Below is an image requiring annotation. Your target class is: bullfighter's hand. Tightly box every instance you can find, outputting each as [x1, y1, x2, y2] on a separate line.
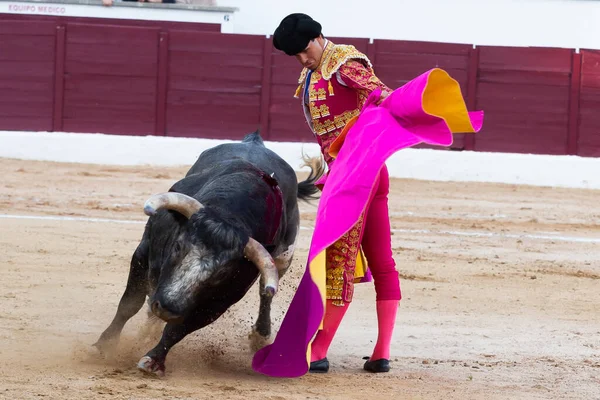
[376, 90, 391, 106]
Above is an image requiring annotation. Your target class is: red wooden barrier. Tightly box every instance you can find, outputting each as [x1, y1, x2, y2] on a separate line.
[474, 46, 573, 155]
[579, 49, 600, 157]
[0, 13, 598, 158]
[62, 23, 160, 135]
[0, 20, 56, 131]
[372, 39, 472, 150]
[166, 31, 264, 140]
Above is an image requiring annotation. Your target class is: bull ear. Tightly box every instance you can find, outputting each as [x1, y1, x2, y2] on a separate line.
[143, 192, 204, 219]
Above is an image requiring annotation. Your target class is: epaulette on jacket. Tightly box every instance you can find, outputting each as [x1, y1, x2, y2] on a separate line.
[294, 43, 373, 98]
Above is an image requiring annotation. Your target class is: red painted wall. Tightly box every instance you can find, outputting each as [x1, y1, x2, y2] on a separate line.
[474, 46, 574, 155]
[0, 20, 56, 131]
[579, 50, 600, 157]
[1, 14, 598, 157]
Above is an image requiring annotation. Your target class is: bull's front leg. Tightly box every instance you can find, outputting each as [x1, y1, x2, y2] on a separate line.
[249, 242, 296, 351]
[137, 322, 190, 377]
[137, 308, 226, 377]
[249, 288, 274, 352]
[93, 240, 149, 356]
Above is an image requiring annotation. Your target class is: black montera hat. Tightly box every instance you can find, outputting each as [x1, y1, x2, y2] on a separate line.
[273, 13, 322, 56]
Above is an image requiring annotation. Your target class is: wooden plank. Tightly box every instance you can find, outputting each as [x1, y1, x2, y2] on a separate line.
[271, 66, 304, 85]
[260, 37, 274, 139]
[167, 104, 260, 121]
[375, 39, 471, 55]
[64, 75, 156, 94]
[168, 78, 262, 94]
[169, 51, 264, 69]
[65, 23, 159, 78]
[375, 52, 469, 71]
[476, 82, 570, 112]
[167, 119, 261, 140]
[0, 35, 55, 61]
[377, 67, 468, 92]
[62, 91, 156, 114]
[271, 53, 304, 67]
[464, 46, 479, 151]
[0, 116, 53, 131]
[0, 100, 53, 117]
[0, 60, 55, 78]
[169, 31, 264, 55]
[577, 49, 600, 156]
[580, 49, 600, 89]
[167, 91, 260, 107]
[155, 31, 169, 137]
[0, 76, 54, 92]
[478, 69, 571, 86]
[66, 23, 161, 46]
[270, 83, 301, 99]
[478, 46, 573, 72]
[62, 118, 155, 136]
[62, 103, 156, 120]
[268, 117, 316, 143]
[0, 22, 55, 131]
[53, 25, 66, 132]
[567, 52, 582, 155]
[577, 118, 600, 157]
[66, 42, 158, 77]
[0, 20, 56, 35]
[269, 102, 302, 118]
[63, 74, 156, 123]
[0, 23, 55, 132]
[474, 58, 571, 155]
[168, 63, 263, 82]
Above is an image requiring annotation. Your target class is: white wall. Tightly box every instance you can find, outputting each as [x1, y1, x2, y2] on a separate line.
[2, 130, 600, 190]
[220, 0, 600, 50]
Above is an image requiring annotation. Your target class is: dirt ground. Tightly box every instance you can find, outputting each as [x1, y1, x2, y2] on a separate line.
[0, 157, 599, 400]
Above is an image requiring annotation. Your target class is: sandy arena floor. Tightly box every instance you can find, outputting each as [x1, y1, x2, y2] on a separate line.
[0, 157, 598, 400]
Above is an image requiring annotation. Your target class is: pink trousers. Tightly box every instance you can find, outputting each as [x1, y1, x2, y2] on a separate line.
[360, 165, 401, 301]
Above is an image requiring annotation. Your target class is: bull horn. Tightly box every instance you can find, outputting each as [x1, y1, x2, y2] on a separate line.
[143, 192, 204, 219]
[244, 238, 279, 297]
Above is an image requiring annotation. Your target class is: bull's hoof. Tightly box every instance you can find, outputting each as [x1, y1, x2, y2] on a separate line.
[137, 356, 166, 377]
[92, 337, 119, 359]
[248, 328, 272, 352]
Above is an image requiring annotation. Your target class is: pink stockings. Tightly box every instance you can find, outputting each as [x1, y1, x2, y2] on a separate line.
[310, 299, 350, 361]
[311, 165, 401, 363]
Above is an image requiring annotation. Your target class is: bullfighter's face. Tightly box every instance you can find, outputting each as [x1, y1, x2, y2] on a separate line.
[294, 36, 326, 71]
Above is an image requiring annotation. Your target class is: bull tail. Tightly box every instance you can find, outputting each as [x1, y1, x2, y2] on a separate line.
[297, 152, 326, 202]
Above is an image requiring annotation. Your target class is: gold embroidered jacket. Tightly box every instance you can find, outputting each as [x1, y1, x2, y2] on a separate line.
[295, 40, 391, 165]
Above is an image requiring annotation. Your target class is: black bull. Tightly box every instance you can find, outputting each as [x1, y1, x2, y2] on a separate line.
[93, 131, 325, 376]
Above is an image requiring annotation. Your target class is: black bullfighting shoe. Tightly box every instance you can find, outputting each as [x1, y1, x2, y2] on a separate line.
[309, 357, 329, 373]
[363, 356, 390, 373]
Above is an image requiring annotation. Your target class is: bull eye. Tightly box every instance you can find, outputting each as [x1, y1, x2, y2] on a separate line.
[174, 241, 182, 254]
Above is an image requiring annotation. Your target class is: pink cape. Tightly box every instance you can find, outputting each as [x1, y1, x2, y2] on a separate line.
[252, 68, 484, 378]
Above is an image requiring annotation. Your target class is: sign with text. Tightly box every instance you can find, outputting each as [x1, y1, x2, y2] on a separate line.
[1, 2, 234, 32]
[5, 3, 67, 15]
